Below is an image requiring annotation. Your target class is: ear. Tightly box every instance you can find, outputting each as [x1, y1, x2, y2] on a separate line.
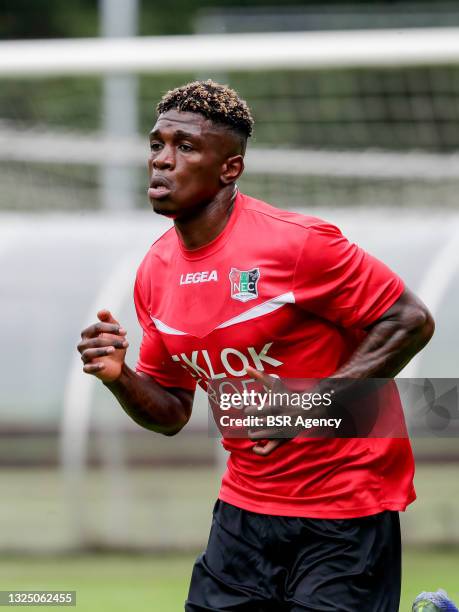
[220, 155, 244, 185]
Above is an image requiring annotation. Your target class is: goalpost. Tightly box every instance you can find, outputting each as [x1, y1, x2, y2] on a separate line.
[3, 29, 459, 214]
[3, 28, 459, 74]
[2, 28, 459, 551]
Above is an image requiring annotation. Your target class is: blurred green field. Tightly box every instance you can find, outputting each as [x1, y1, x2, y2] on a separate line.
[2, 463, 459, 553]
[1, 550, 458, 611]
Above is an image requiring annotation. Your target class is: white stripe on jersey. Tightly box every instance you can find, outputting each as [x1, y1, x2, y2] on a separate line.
[150, 292, 295, 336]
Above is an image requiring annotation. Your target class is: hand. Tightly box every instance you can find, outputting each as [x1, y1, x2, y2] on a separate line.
[244, 367, 293, 457]
[77, 310, 129, 382]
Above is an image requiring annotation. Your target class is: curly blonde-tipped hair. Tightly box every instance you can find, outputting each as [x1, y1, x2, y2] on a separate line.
[157, 80, 254, 139]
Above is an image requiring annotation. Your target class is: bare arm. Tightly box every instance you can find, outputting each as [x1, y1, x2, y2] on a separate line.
[246, 286, 435, 455]
[77, 310, 194, 436]
[103, 365, 193, 435]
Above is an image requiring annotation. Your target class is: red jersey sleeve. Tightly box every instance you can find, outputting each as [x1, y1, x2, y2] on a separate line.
[134, 274, 197, 391]
[293, 222, 404, 328]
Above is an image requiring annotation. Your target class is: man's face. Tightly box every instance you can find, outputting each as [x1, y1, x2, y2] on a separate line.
[148, 109, 238, 220]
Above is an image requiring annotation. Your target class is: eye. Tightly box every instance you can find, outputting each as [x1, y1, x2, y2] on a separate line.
[178, 143, 193, 152]
[150, 142, 163, 152]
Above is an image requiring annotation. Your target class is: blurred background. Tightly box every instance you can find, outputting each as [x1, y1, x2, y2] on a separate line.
[1, 0, 459, 610]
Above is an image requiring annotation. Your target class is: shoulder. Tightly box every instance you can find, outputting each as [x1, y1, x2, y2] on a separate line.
[238, 192, 343, 239]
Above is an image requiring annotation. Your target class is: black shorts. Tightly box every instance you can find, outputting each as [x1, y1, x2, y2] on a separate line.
[185, 500, 401, 612]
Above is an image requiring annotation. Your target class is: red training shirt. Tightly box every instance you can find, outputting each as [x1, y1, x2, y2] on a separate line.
[134, 191, 415, 518]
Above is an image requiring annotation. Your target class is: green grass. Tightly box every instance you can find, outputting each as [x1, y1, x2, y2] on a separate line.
[0, 555, 191, 612]
[0, 550, 458, 611]
[402, 550, 459, 607]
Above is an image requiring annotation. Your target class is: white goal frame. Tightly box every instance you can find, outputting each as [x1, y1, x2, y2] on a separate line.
[2, 28, 459, 76]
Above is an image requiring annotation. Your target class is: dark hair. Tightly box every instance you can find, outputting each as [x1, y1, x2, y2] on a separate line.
[157, 79, 254, 140]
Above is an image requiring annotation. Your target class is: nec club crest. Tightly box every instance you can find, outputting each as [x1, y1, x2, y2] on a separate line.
[229, 267, 260, 302]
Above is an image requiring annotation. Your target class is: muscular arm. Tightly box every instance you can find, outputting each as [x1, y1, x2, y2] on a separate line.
[104, 365, 194, 436]
[246, 286, 434, 455]
[78, 310, 194, 436]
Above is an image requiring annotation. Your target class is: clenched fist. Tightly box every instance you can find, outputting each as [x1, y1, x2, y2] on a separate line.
[77, 310, 129, 382]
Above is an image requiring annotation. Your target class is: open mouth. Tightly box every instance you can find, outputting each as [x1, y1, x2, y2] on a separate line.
[148, 176, 172, 200]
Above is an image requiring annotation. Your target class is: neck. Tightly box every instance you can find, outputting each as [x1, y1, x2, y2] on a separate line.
[174, 184, 237, 250]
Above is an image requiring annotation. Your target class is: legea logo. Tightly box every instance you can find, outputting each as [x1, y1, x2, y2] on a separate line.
[180, 270, 218, 285]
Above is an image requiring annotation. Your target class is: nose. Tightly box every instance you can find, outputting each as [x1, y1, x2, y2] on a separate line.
[151, 145, 174, 170]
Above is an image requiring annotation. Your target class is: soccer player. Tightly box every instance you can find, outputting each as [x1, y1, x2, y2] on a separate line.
[77, 80, 434, 611]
